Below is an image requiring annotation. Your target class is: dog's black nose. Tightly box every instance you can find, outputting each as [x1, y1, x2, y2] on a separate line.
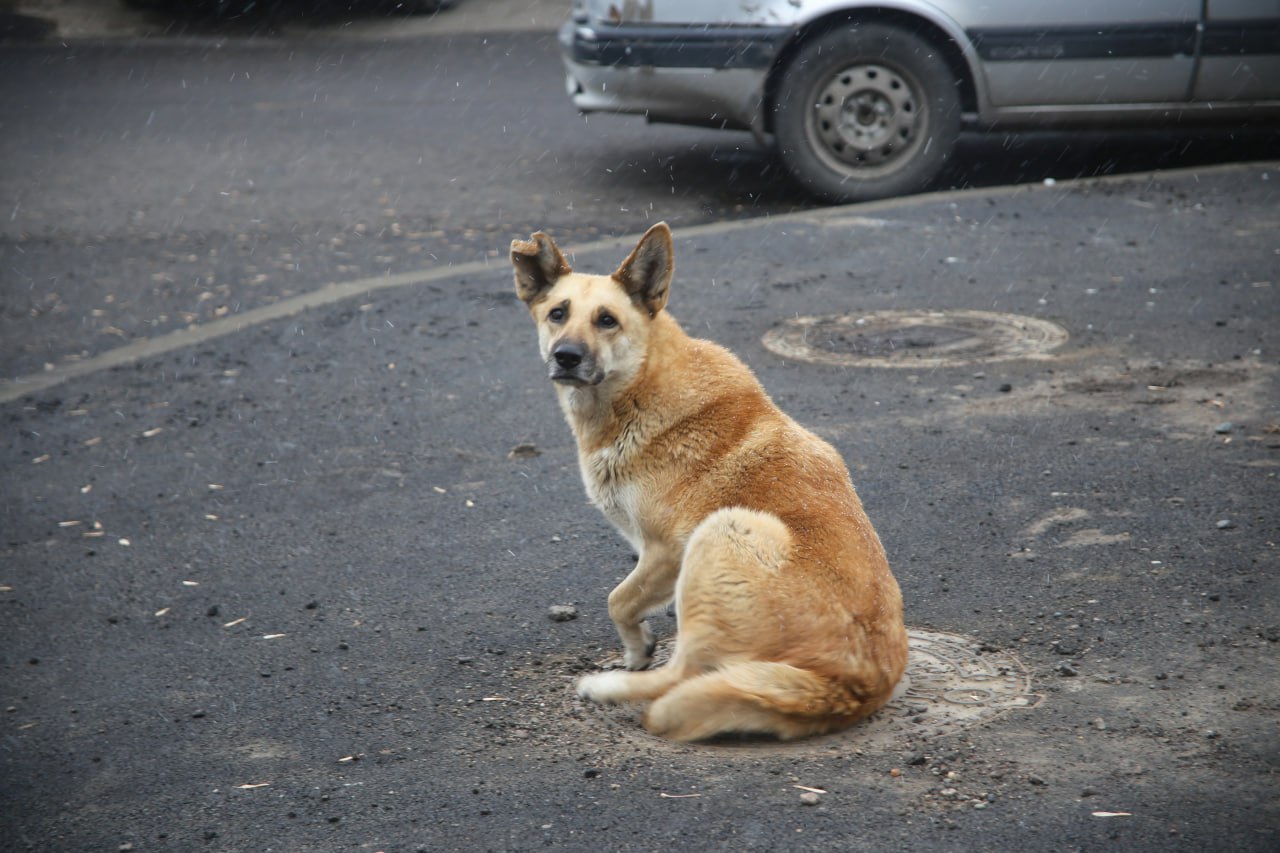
[553, 342, 584, 370]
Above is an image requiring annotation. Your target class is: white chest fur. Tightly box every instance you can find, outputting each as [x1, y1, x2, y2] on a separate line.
[581, 445, 645, 552]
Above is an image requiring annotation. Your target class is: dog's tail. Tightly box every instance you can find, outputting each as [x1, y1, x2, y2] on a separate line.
[640, 660, 885, 742]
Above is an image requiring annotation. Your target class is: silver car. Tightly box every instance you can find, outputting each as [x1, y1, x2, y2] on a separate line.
[560, 0, 1280, 201]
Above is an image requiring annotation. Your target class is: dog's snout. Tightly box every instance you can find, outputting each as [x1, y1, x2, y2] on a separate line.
[553, 342, 585, 370]
[548, 338, 601, 386]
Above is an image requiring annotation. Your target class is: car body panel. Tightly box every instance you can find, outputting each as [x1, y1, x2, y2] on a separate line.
[1195, 0, 1280, 100]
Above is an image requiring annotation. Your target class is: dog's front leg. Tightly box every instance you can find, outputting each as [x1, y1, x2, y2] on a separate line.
[607, 543, 680, 670]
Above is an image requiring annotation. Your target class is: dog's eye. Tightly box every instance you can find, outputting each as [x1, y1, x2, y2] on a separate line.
[547, 306, 566, 323]
[597, 312, 618, 329]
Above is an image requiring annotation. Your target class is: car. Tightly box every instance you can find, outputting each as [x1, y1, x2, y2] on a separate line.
[559, 0, 1280, 202]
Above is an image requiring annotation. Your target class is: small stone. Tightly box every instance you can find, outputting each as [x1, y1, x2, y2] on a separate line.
[999, 383, 1013, 393]
[1053, 637, 1081, 655]
[508, 443, 542, 459]
[799, 792, 820, 806]
[1028, 775, 1047, 786]
[1214, 422, 1234, 434]
[548, 604, 578, 622]
[1216, 519, 1237, 530]
[205, 604, 219, 617]
[1055, 662, 1079, 677]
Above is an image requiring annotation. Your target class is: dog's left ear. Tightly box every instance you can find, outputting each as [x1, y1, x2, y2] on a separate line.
[613, 222, 673, 317]
[511, 231, 572, 305]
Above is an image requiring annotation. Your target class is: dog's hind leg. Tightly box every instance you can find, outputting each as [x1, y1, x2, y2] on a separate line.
[637, 507, 885, 741]
[642, 661, 856, 741]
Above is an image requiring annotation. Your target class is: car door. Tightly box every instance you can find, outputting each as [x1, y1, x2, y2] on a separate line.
[959, 0, 1202, 109]
[1193, 0, 1280, 100]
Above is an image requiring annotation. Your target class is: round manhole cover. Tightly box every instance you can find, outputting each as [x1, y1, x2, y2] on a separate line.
[762, 310, 1068, 368]
[573, 628, 1037, 749]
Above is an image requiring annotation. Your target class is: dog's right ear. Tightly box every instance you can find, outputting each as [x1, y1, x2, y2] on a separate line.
[511, 232, 572, 305]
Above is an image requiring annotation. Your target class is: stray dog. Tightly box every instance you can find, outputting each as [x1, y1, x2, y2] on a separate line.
[511, 222, 907, 741]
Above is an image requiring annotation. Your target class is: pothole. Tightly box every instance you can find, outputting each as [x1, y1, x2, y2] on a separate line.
[762, 310, 1068, 368]
[567, 628, 1038, 751]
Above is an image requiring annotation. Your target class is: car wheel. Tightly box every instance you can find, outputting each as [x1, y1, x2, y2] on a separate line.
[773, 23, 961, 203]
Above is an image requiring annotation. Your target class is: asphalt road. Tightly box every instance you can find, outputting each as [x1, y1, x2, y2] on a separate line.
[2, 18, 1279, 853]
[2, 28, 1278, 385]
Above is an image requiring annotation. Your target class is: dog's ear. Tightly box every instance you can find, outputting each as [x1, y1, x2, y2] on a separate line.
[613, 222, 673, 317]
[511, 232, 572, 305]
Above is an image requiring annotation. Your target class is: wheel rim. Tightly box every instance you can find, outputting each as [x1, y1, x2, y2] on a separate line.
[806, 63, 927, 177]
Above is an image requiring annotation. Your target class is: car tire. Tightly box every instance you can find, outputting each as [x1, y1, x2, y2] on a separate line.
[772, 23, 961, 203]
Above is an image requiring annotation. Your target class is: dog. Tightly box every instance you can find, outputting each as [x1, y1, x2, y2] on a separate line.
[511, 222, 907, 741]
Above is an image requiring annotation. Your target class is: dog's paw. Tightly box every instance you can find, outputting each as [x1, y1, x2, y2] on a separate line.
[623, 647, 653, 671]
[577, 670, 630, 705]
[621, 624, 655, 670]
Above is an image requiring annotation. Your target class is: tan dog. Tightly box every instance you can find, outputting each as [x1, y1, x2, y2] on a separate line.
[511, 222, 907, 741]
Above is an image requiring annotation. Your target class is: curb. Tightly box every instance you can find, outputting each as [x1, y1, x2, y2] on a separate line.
[2, 160, 1273, 404]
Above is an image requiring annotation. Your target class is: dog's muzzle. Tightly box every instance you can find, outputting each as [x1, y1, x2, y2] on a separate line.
[549, 340, 601, 385]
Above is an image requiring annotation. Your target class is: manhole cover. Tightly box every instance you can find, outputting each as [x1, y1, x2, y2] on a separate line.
[762, 310, 1068, 368]
[574, 628, 1037, 749]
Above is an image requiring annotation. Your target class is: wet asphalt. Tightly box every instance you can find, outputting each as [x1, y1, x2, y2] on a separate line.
[2, 161, 1277, 851]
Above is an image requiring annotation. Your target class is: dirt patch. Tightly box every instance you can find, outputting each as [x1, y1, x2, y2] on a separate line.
[964, 357, 1275, 439]
[518, 629, 1037, 756]
[1061, 363, 1251, 398]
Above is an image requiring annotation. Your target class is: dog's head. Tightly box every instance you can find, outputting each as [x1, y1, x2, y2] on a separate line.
[511, 222, 673, 389]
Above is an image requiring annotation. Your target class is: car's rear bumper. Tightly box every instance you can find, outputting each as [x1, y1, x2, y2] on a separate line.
[559, 19, 782, 132]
